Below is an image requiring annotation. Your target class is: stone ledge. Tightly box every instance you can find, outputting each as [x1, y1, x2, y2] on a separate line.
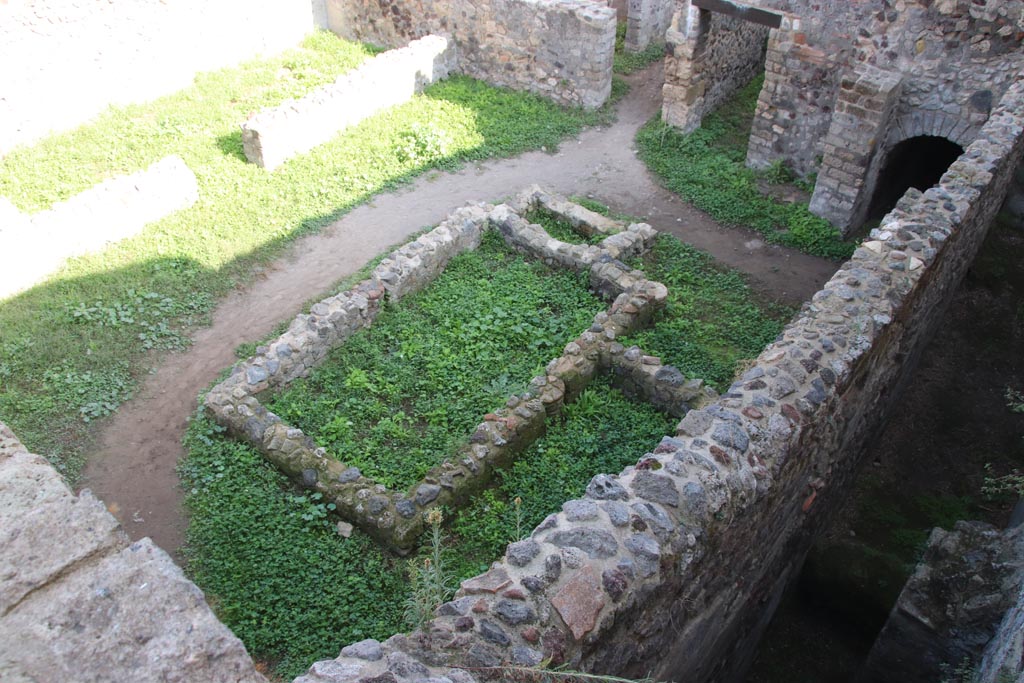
[241, 35, 456, 170]
[0, 155, 198, 300]
[0, 421, 266, 683]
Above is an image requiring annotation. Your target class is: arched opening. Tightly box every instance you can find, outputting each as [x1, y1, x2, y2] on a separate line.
[866, 135, 964, 223]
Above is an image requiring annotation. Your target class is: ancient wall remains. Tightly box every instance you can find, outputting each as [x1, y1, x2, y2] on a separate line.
[241, 36, 456, 170]
[0, 423, 267, 683]
[0, 0, 327, 156]
[325, 0, 617, 109]
[624, 0, 674, 51]
[748, 0, 1024, 231]
[281, 76, 1024, 683]
[203, 190, 714, 552]
[662, 2, 769, 133]
[3, 78, 1022, 683]
[0, 155, 198, 300]
[859, 521, 1024, 683]
[661, 0, 1023, 231]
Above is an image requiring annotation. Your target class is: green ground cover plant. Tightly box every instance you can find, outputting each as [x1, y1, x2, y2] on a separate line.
[182, 376, 673, 678]
[0, 32, 619, 482]
[613, 22, 666, 76]
[624, 234, 790, 390]
[522, 206, 607, 246]
[506, 207, 789, 390]
[636, 76, 855, 260]
[182, 222, 782, 676]
[265, 231, 606, 489]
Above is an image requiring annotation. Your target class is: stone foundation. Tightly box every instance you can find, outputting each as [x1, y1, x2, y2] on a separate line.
[241, 35, 456, 170]
[203, 188, 718, 552]
[0, 155, 199, 299]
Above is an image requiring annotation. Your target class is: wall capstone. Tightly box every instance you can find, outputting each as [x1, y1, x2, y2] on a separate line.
[0, 422, 267, 683]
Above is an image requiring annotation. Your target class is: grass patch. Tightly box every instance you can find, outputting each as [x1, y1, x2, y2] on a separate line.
[521, 206, 606, 246]
[613, 22, 666, 76]
[636, 76, 855, 260]
[0, 32, 618, 482]
[624, 234, 790, 390]
[265, 231, 605, 489]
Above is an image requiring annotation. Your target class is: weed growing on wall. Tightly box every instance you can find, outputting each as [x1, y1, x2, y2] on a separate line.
[636, 76, 855, 260]
[0, 33, 618, 482]
[265, 231, 605, 489]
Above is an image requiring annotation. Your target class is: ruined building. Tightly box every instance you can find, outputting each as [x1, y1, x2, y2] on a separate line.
[661, 0, 1024, 231]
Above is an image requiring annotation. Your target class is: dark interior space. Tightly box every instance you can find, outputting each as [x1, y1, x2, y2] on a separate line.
[866, 135, 965, 223]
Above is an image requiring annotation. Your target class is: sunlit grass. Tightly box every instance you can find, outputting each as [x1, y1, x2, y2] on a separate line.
[0, 31, 616, 480]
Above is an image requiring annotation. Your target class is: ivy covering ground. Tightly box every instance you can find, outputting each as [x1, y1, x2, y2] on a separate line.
[636, 76, 855, 260]
[265, 231, 605, 489]
[0, 32, 618, 482]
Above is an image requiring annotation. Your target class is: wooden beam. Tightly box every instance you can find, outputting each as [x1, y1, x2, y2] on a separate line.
[691, 0, 783, 29]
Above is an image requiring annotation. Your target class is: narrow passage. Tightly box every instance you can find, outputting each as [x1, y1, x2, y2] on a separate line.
[81, 61, 838, 558]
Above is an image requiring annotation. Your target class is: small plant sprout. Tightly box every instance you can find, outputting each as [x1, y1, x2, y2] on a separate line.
[513, 496, 525, 542]
[404, 507, 454, 629]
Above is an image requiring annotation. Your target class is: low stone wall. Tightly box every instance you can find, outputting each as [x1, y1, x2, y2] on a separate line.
[325, 0, 616, 109]
[204, 190, 707, 552]
[662, 4, 769, 133]
[241, 35, 456, 170]
[0, 155, 198, 300]
[0, 0, 325, 156]
[0, 423, 266, 683]
[286, 77, 1024, 683]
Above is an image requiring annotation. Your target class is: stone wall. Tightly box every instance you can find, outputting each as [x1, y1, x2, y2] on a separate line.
[624, 0, 674, 51]
[662, 2, 769, 133]
[241, 36, 456, 170]
[0, 422, 267, 683]
[284, 76, 1024, 683]
[661, 0, 1023, 231]
[0, 0, 326, 156]
[859, 521, 1024, 683]
[744, 0, 1024, 231]
[0, 155, 198, 300]
[325, 0, 617, 109]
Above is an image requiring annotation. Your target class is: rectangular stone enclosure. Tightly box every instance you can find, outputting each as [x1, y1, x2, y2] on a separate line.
[204, 187, 715, 551]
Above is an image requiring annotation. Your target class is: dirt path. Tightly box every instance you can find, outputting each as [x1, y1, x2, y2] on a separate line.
[80, 61, 839, 560]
